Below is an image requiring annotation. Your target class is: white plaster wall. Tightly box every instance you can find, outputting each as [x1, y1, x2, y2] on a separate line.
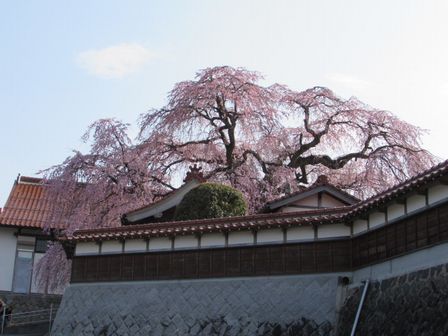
[31, 252, 44, 293]
[278, 195, 319, 212]
[201, 233, 225, 247]
[295, 194, 318, 207]
[353, 219, 368, 235]
[317, 224, 350, 239]
[101, 241, 123, 254]
[407, 194, 426, 213]
[321, 193, 345, 208]
[228, 231, 254, 245]
[387, 204, 406, 221]
[0, 227, 17, 291]
[257, 229, 283, 244]
[75, 242, 99, 256]
[286, 226, 314, 241]
[174, 235, 198, 249]
[369, 212, 386, 228]
[148, 237, 172, 251]
[428, 184, 448, 204]
[124, 239, 147, 253]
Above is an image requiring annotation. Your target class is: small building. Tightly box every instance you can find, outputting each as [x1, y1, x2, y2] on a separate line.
[0, 176, 64, 294]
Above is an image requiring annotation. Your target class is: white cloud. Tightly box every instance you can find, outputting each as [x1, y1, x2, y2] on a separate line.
[77, 43, 154, 79]
[326, 73, 372, 92]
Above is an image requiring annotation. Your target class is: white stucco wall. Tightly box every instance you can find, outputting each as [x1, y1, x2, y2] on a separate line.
[257, 229, 283, 244]
[201, 233, 226, 247]
[148, 237, 172, 251]
[317, 224, 350, 239]
[428, 184, 448, 204]
[101, 241, 123, 254]
[75, 242, 99, 256]
[286, 226, 314, 241]
[279, 195, 319, 213]
[353, 219, 368, 235]
[387, 203, 406, 221]
[174, 235, 198, 249]
[228, 231, 254, 246]
[297, 194, 318, 207]
[124, 239, 147, 253]
[407, 194, 426, 213]
[0, 227, 17, 291]
[321, 193, 345, 208]
[369, 212, 386, 228]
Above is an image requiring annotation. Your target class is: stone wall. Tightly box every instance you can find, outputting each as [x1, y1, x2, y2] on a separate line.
[51, 274, 341, 336]
[337, 263, 448, 335]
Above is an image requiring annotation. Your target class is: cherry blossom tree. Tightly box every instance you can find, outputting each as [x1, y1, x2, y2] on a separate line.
[36, 119, 165, 292]
[37, 66, 436, 292]
[139, 66, 435, 208]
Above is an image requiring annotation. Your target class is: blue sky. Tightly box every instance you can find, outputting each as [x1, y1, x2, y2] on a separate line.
[1, 0, 448, 206]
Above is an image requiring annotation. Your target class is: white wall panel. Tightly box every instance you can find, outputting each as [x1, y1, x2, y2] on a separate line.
[407, 194, 426, 213]
[148, 237, 172, 251]
[101, 241, 123, 254]
[317, 224, 350, 239]
[0, 227, 17, 291]
[228, 231, 254, 245]
[428, 185, 448, 204]
[201, 233, 226, 247]
[369, 212, 386, 228]
[387, 204, 406, 221]
[353, 219, 368, 235]
[257, 229, 283, 244]
[75, 242, 99, 255]
[124, 239, 147, 252]
[286, 226, 314, 241]
[174, 235, 198, 249]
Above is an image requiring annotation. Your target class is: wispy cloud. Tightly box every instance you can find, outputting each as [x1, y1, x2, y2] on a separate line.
[326, 73, 372, 92]
[77, 43, 154, 79]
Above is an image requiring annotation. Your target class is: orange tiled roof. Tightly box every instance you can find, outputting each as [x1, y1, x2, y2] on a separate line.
[0, 176, 64, 229]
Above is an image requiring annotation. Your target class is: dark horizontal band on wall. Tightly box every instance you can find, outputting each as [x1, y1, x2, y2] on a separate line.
[71, 202, 448, 283]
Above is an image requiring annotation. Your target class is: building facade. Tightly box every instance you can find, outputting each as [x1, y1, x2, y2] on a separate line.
[0, 176, 63, 294]
[51, 160, 448, 335]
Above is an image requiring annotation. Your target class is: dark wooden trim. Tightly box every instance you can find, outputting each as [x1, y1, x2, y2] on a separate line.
[70, 202, 448, 284]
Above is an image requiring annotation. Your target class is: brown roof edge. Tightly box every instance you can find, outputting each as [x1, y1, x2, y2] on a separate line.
[19, 176, 44, 184]
[71, 206, 350, 237]
[347, 158, 448, 216]
[122, 178, 201, 220]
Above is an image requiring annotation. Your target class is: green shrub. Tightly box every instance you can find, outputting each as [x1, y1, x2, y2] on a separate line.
[174, 183, 247, 221]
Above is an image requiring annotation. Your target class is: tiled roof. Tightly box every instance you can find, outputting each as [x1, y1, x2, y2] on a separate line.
[65, 207, 347, 242]
[0, 176, 64, 229]
[65, 159, 448, 242]
[265, 176, 360, 211]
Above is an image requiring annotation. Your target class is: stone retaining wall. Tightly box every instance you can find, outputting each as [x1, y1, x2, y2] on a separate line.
[51, 274, 341, 336]
[337, 263, 448, 335]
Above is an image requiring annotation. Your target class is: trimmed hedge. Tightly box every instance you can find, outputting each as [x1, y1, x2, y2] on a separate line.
[174, 183, 247, 221]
